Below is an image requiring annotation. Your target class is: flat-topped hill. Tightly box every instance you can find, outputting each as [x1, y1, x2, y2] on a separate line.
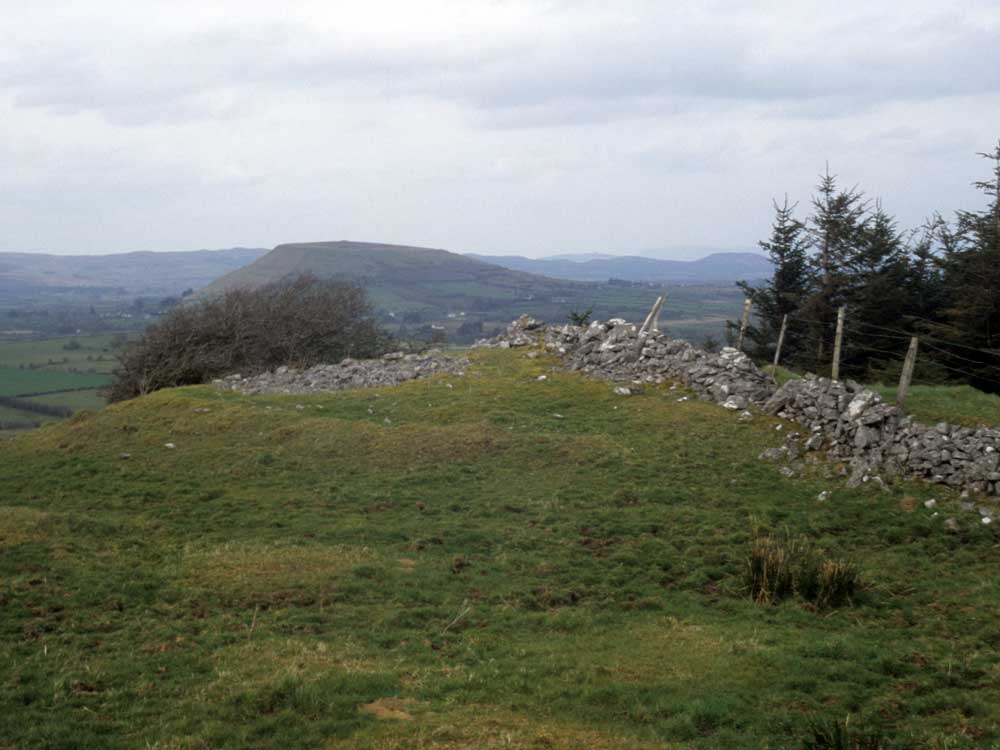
[198, 241, 753, 345]
[1, 345, 997, 748]
[202, 240, 581, 302]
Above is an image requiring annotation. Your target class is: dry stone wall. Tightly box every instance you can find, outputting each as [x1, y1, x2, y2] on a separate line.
[764, 376, 1000, 497]
[216, 350, 468, 395]
[478, 315, 1000, 502]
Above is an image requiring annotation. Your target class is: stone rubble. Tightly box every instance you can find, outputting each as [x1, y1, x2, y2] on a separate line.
[216, 349, 469, 395]
[478, 315, 774, 408]
[478, 315, 1000, 501]
[764, 375, 1000, 499]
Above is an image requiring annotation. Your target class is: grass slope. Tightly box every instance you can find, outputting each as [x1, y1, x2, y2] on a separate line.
[2, 349, 999, 749]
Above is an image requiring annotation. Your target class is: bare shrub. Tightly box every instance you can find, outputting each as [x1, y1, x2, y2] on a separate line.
[107, 275, 392, 402]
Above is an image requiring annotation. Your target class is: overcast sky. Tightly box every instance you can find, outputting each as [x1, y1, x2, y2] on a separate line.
[2, 1, 999, 259]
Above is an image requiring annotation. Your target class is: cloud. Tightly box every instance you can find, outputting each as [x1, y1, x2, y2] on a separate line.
[1, 0, 998, 255]
[4, 1, 998, 128]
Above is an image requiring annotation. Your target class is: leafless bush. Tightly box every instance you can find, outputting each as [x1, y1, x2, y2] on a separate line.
[107, 275, 392, 402]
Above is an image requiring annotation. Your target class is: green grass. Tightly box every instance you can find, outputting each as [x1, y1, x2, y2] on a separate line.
[0, 367, 109, 397]
[1, 348, 998, 749]
[872, 384, 1000, 429]
[769, 365, 801, 385]
[26, 388, 106, 412]
[0, 333, 131, 374]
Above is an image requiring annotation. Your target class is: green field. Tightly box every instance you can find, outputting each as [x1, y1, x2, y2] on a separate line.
[1, 347, 997, 749]
[0, 403, 50, 426]
[0, 333, 131, 374]
[0, 367, 109, 397]
[26, 388, 106, 412]
[0, 335, 120, 437]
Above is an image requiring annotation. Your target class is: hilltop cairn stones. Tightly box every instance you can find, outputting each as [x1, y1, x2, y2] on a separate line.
[478, 316, 1000, 498]
[216, 349, 469, 396]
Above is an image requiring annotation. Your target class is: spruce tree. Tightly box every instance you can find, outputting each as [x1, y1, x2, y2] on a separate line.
[799, 167, 869, 369]
[935, 142, 1000, 389]
[738, 196, 812, 363]
[842, 201, 910, 377]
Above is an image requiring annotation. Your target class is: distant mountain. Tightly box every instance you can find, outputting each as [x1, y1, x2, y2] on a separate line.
[0, 247, 269, 297]
[635, 247, 756, 260]
[202, 240, 586, 313]
[538, 252, 617, 262]
[0, 240, 753, 345]
[464, 252, 771, 284]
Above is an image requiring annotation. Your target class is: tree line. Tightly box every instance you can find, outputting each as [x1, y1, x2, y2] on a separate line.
[0, 395, 73, 419]
[739, 141, 1000, 391]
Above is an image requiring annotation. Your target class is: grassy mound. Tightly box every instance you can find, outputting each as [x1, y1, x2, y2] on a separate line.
[1, 348, 998, 749]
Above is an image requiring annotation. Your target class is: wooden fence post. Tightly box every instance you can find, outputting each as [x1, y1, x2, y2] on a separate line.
[633, 295, 665, 360]
[639, 295, 664, 336]
[651, 294, 665, 333]
[896, 336, 919, 407]
[771, 314, 788, 381]
[737, 298, 752, 351]
[831, 306, 846, 381]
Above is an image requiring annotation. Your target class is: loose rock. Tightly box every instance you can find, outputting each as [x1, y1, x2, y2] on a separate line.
[218, 350, 470, 395]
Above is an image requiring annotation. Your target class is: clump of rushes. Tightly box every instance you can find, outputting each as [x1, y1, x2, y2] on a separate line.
[803, 714, 888, 750]
[745, 523, 861, 608]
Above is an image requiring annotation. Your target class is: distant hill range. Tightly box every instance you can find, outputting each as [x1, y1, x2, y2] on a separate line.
[202, 240, 584, 312]
[2, 240, 758, 343]
[0, 247, 269, 298]
[0, 244, 769, 302]
[465, 252, 771, 284]
[202, 241, 757, 344]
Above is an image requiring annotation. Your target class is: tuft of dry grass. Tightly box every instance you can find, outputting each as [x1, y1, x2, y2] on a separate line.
[745, 525, 861, 608]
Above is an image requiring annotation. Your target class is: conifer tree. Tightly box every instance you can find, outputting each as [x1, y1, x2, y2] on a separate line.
[738, 196, 812, 363]
[842, 201, 910, 376]
[935, 142, 1000, 388]
[799, 167, 869, 368]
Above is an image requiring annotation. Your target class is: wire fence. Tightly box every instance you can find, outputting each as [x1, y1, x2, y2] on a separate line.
[730, 297, 1000, 393]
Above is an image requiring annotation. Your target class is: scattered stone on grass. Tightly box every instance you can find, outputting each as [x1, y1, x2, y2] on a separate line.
[217, 349, 469, 396]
